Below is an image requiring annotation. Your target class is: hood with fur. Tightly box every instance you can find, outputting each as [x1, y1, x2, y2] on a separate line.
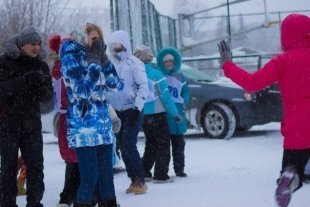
[156, 47, 182, 75]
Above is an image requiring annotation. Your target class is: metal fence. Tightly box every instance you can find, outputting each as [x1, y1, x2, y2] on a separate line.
[110, 0, 178, 53]
[110, 0, 309, 78]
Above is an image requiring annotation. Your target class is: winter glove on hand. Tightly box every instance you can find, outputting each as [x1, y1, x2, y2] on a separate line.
[129, 107, 140, 124]
[23, 70, 44, 86]
[112, 116, 121, 133]
[175, 114, 182, 123]
[87, 38, 104, 64]
[217, 40, 232, 68]
[100, 43, 110, 67]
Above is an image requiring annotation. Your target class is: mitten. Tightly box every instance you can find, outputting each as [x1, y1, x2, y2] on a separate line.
[87, 38, 104, 64]
[217, 40, 232, 68]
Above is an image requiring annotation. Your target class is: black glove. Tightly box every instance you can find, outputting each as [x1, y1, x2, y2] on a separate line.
[23, 70, 44, 85]
[217, 40, 232, 68]
[87, 38, 105, 64]
[129, 107, 140, 124]
[100, 44, 110, 67]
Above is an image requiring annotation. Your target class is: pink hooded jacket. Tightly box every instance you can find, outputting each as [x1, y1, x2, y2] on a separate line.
[222, 14, 310, 149]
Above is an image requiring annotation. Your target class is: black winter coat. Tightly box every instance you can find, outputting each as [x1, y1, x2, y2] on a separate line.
[0, 54, 53, 132]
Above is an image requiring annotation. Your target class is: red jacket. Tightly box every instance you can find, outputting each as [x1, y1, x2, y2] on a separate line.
[52, 58, 77, 162]
[223, 14, 310, 150]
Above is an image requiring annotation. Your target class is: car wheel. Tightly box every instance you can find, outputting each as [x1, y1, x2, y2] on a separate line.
[201, 103, 236, 139]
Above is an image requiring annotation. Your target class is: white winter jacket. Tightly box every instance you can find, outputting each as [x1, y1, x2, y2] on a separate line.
[107, 30, 148, 111]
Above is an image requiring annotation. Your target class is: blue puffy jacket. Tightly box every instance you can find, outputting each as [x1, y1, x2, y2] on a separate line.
[60, 39, 120, 148]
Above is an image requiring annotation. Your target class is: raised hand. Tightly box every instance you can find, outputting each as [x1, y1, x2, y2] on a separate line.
[217, 40, 232, 68]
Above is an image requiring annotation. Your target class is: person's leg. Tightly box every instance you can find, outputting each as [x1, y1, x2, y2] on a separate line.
[117, 110, 146, 194]
[21, 131, 44, 207]
[59, 162, 80, 205]
[75, 147, 98, 205]
[171, 134, 186, 176]
[142, 115, 157, 179]
[117, 110, 145, 181]
[281, 148, 310, 188]
[152, 113, 171, 180]
[276, 148, 310, 207]
[1, 131, 19, 207]
[97, 144, 116, 202]
[303, 158, 310, 183]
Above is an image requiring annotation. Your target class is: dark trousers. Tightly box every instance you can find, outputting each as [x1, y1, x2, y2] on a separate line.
[0, 130, 44, 207]
[142, 113, 171, 179]
[115, 109, 145, 182]
[171, 134, 185, 174]
[59, 162, 80, 205]
[281, 148, 310, 189]
[75, 145, 115, 204]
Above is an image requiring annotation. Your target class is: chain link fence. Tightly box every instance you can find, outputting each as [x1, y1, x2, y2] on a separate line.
[110, 0, 177, 53]
[111, 0, 309, 77]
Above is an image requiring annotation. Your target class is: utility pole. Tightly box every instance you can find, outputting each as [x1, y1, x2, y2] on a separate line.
[226, 0, 232, 43]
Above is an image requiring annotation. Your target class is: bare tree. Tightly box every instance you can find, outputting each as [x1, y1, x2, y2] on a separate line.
[0, 0, 72, 52]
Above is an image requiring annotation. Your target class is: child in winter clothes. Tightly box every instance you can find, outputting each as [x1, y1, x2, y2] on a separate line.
[218, 13, 310, 207]
[156, 47, 191, 178]
[60, 26, 121, 207]
[49, 34, 81, 207]
[134, 46, 181, 183]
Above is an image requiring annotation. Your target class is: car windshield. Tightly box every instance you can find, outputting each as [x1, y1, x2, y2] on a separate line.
[181, 64, 215, 82]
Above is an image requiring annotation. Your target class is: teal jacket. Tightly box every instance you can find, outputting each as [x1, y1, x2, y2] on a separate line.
[143, 63, 179, 117]
[157, 47, 191, 135]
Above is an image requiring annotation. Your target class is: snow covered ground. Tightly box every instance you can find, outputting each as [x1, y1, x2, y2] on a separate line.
[17, 122, 309, 207]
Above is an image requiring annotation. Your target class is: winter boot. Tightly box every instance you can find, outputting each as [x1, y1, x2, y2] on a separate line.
[144, 172, 153, 182]
[275, 166, 299, 207]
[125, 182, 135, 194]
[303, 174, 310, 183]
[17, 179, 27, 195]
[73, 203, 93, 207]
[98, 199, 120, 207]
[153, 175, 174, 184]
[175, 172, 187, 177]
[132, 177, 147, 195]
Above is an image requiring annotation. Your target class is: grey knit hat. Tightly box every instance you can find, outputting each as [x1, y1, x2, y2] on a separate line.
[17, 27, 42, 47]
[134, 45, 154, 63]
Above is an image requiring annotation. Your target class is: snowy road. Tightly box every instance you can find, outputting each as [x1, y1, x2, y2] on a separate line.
[17, 122, 309, 207]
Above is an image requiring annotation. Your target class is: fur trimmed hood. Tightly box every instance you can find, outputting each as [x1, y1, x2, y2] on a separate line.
[156, 47, 182, 75]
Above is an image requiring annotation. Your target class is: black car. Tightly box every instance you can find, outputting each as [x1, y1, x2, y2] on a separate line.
[182, 63, 282, 139]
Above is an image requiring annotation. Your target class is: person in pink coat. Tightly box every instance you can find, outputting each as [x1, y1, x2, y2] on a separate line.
[218, 13, 310, 207]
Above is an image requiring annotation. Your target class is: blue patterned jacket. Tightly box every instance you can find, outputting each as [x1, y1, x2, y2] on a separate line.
[60, 39, 120, 148]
